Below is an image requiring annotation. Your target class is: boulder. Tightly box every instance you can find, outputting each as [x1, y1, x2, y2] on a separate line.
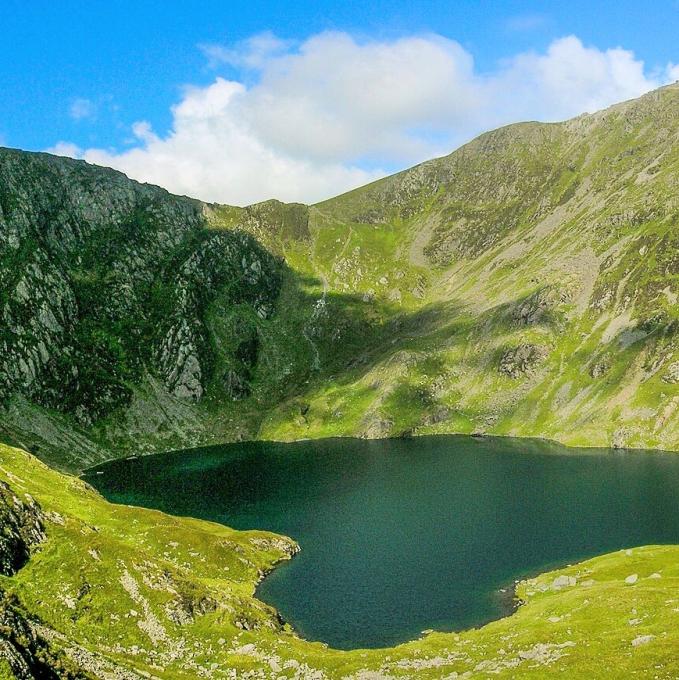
[499, 344, 549, 378]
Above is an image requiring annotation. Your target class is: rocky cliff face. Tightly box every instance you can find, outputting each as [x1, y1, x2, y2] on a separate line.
[0, 480, 45, 576]
[0, 479, 86, 679]
[0, 595, 84, 679]
[0, 149, 282, 467]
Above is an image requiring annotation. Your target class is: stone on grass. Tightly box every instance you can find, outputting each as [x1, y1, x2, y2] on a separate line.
[631, 635, 654, 647]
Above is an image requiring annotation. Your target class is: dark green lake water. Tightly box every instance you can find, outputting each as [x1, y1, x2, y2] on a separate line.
[84, 435, 679, 649]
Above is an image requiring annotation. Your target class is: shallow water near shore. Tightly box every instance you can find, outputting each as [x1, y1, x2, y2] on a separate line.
[84, 435, 679, 649]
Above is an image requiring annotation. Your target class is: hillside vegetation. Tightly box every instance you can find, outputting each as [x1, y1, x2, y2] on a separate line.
[244, 83, 679, 453]
[3, 85, 679, 469]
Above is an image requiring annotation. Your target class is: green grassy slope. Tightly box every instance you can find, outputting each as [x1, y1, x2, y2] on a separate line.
[209, 84, 679, 453]
[2, 442, 679, 678]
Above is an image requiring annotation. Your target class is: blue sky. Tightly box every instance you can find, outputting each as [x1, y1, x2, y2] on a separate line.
[3, 1, 679, 204]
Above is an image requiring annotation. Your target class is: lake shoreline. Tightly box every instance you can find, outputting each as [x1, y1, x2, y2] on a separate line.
[81, 430, 677, 477]
[84, 434, 679, 649]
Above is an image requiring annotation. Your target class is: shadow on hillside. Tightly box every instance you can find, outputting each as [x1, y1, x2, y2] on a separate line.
[254, 262, 567, 410]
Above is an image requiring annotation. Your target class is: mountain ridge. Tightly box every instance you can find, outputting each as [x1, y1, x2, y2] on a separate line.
[1, 83, 679, 469]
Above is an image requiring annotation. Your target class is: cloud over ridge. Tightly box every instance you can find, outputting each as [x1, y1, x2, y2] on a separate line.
[49, 32, 679, 206]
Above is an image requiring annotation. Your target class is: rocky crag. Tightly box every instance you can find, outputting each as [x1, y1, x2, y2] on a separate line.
[0, 149, 282, 468]
[0, 477, 85, 678]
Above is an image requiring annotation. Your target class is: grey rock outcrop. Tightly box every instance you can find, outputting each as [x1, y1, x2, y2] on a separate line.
[0, 148, 282, 438]
[0, 479, 85, 678]
[499, 344, 549, 378]
[0, 481, 45, 576]
[0, 591, 94, 678]
[512, 287, 568, 326]
[662, 361, 679, 384]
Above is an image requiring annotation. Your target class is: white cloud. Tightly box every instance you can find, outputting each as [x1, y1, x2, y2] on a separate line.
[504, 13, 549, 32]
[494, 36, 663, 121]
[48, 141, 83, 157]
[63, 79, 379, 206]
[240, 33, 479, 164]
[200, 31, 293, 69]
[665, 62, 679, 81]
[49, 33, 678, 206]
[69, 98, 96, 121]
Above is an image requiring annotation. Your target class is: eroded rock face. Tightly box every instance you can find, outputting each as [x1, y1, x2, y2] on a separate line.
[499, 344, 549, 378]
[154, 232, 279, 402]
[360, 414, 394, 439]
[590, 357, 611, 378]
[165, 593, 217, 626]
[0, 481, 45, 576]
[0, 148, 282, 425]
[662, 361, 679, 384]
[0, 592, 92, 679]
[0, 482, 76, 678]
[512, 287, 569, 326]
